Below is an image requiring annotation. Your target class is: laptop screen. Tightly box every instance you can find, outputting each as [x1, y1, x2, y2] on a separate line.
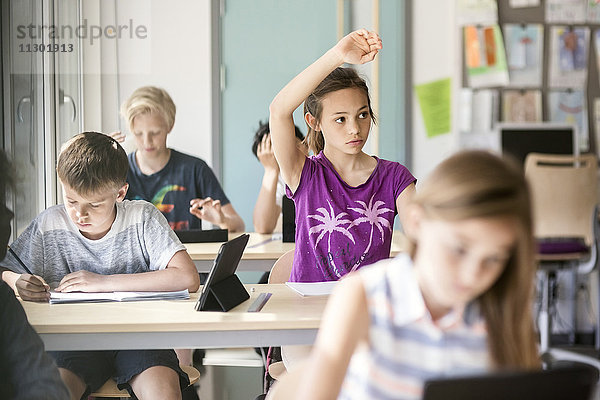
[499, 123, 576, 165]
[423, 365, 596, 400]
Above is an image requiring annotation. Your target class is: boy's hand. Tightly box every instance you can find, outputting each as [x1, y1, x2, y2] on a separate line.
[257, 134, 280, 173]
[106, 131, 126, 143]
[189, 197, 225, 226]
[333, 29, 382, 65]
[16, 274, 50, 302]
[56, 270, 107, 293]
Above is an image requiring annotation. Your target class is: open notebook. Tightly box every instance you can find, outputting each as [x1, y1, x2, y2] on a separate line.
[49, 289, 189, 304]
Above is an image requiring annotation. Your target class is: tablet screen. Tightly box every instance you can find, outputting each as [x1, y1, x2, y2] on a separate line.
[195, 233, 249, 311]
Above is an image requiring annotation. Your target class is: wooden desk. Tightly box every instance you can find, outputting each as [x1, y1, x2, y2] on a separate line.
[21, 284, 327, 351]
[185, 231, 409, 272]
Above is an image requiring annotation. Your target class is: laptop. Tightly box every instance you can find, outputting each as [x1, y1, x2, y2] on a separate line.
[174, 228, 228, 243]
[282, 196, 296, 243]
[194, 233, 250, 311]
[423, 365, 596, 400]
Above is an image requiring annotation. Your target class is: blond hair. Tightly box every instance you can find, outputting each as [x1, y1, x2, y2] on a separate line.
[411, 150, 540, 369]
[120, 86, 176, 132]
[57, 132, 128, 196]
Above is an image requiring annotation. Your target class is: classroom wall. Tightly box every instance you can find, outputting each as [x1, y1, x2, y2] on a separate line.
[81, 0, 213, 164]
[411, 0, 460, 180]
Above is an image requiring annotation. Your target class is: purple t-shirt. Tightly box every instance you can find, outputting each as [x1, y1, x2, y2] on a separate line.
[286, 152, 416, 282]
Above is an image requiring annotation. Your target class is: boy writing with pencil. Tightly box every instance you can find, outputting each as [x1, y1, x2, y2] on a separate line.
[0, 132, 200, 400]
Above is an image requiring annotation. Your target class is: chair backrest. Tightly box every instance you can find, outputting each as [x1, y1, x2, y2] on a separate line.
[269, 249, 294, 284]
[524, 153, 598, 245]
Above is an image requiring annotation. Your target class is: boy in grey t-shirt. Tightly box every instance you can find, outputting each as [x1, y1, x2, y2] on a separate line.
[0, 132, 200, 400]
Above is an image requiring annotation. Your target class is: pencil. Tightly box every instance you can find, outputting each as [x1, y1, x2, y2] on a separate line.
[7, 246, 33, 275]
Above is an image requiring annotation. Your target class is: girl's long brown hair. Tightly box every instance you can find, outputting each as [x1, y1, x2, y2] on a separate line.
[411, 150, 540, 369]
[303, 67, 376, 155]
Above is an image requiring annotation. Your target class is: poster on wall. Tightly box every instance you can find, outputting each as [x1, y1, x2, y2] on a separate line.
[502, 90, 542, 122]
[464, 24, 509, 88]
[548, 26, 589, 88]
[457, 0, 498, 25]
[415, 78, 452, 138]
[503, 24, 544, 87]
[548, 89, 589, 150]
[546, 0, 587, 23]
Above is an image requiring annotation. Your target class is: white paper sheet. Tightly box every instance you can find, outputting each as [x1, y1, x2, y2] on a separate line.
[49, 289, 190, 304]
[285, 281, 337, 297]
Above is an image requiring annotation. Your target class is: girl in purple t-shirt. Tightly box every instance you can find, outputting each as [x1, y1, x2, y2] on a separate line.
[270, 29, 416, 282]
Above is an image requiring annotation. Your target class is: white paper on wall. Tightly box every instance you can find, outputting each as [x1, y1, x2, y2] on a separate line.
[457, 0, 498, 26]
[548, 89, 589, 151]
[504, 24, 544, 87]
[502, 90, 543, 122]
[509, 0, 540, 7]
[546, 0, 587, 23]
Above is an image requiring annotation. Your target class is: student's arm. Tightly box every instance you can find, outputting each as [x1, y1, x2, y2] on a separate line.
[55, 249, 200, 293]
[253, 134, 281, 233]
[396, 182, 416, 237]
[189, 199, 245, 233]
[1, 270, 50, 302]
[294, 273, 369, 399]
[269, 29, 381, 193]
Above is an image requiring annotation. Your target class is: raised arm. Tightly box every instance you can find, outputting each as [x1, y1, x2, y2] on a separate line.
[269, 29, 382, 193]
[253, 133, 282, 233]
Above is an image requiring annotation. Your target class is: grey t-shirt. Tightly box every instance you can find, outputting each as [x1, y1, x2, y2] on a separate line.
[2, 200, 185, 288]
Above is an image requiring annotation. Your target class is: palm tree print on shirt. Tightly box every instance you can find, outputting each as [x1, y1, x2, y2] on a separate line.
[347, 195, 394, 272]
[308, 200, 354, 278]
[308, 195, 394, 278]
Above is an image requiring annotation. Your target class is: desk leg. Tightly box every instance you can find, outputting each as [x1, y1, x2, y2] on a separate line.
[539, 271, 552, 353]
[569, 266, 577, 345]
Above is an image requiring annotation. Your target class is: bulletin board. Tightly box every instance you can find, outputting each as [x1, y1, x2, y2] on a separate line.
[500, 1, 600, 155]
[462, 1, 600, 155]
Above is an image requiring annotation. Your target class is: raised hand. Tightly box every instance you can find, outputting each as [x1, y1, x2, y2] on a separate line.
[333, 29, 382, 65]
[257, 133, 280, 173]
[189, 197, 225, 226]
[16, 274, 50, 302]
[55, 270, 108, 293]
[107, 131, 126, 143]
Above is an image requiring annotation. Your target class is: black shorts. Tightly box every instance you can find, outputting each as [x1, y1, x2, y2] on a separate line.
[49, 349, 189, 399]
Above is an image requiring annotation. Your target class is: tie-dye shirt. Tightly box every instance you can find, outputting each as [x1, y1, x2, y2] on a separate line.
[286, 152, 415, 282]
[126, 150, 230, 230]
[339, 255, 490, 400]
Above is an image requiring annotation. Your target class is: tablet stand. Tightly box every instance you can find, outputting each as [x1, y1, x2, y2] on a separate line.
[198, 274, 249, 311]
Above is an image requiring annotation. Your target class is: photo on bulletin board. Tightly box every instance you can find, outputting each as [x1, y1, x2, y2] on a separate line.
[546, 0, 587, 23]
[502, 90, 542, 122]
[464, 24, 509, 88]
[548, 26, 590, 88]
[548, 89, 589, 151]
[503, 24, 543, 87]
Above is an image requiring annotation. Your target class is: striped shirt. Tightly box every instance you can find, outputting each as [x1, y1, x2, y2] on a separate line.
[338, 254, 490, 400]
